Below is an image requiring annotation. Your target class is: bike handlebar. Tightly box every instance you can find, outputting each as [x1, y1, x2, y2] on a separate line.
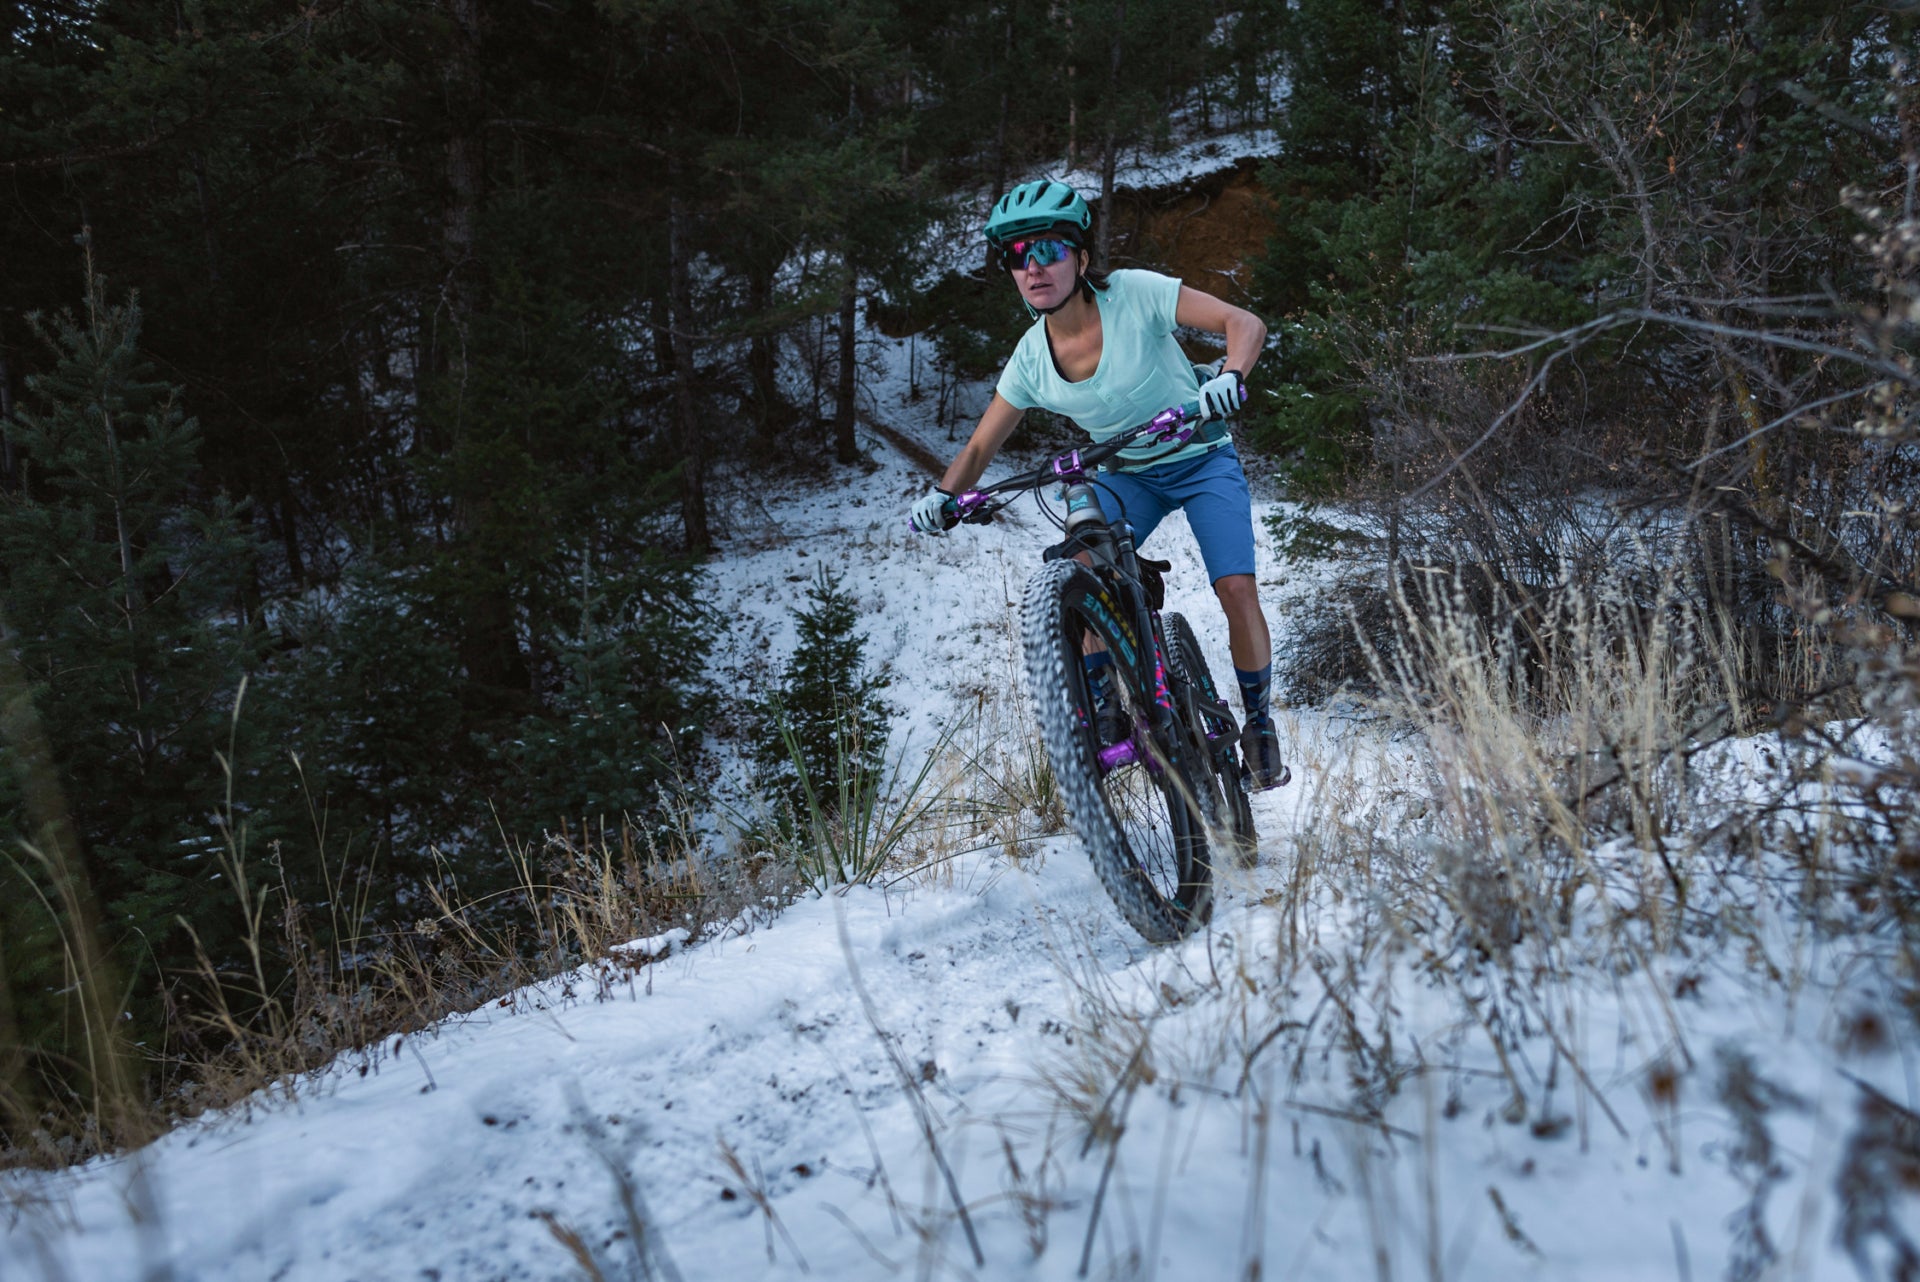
[951, 393, 1240, 526]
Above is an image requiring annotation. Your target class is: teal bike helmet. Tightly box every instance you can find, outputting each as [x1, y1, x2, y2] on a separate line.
[985, 179, 1095, 319]
[984, 179, 1091, 246]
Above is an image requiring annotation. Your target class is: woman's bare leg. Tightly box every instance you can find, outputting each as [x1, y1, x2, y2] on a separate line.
[1212, 574, 1270, 672]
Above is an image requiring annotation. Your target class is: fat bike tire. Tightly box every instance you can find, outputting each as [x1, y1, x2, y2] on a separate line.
[1021, 559, 1213, 943]
[1164, 612, 1259, 866]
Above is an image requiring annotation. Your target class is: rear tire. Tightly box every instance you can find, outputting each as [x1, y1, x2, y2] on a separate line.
[1165, 612, 1258, 865]
[1021, 560, 1213, 942]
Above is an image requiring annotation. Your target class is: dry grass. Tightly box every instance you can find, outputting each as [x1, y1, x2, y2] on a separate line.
[853, 600, 1069, 891]
[0, 612, 159, 1166]
[2, 777, 793, 1171]
[931, 681, 1066, 875]
[1005, 548, 1917, 1277]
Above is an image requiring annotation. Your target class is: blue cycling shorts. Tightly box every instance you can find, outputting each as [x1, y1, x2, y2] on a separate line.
[1085, 444, 1257, 584]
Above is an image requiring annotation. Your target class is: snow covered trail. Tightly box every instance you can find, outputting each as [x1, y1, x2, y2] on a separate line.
[7, 331, 1916, 1282]
[0, 845, 1205, 1281]
[6, 827, 1903, 1282]
[0, 333, 1330, 1282]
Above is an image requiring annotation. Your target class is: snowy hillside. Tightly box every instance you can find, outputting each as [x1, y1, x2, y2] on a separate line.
[4, 309, 1916, 1282]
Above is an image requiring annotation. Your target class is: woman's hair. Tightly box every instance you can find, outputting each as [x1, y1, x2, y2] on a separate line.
[1079, 261, 1112, 299]
[1068, 235, 1110, 303]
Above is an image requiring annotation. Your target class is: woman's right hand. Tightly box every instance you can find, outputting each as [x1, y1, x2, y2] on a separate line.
[909, 487, 958, 534]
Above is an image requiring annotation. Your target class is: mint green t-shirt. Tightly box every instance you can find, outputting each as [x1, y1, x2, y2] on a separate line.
[994, 268, 1206, 468]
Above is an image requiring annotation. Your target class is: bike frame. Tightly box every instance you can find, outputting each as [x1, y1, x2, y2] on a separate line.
[949, 402, 1230, 775]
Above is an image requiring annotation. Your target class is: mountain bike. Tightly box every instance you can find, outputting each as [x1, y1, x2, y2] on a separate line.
[944, 403, 1257, 942]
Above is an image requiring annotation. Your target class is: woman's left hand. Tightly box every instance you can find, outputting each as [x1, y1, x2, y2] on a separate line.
[1198, 368, 1246, 421]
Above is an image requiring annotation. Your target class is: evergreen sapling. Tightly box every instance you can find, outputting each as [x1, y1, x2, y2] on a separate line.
[754, 565, 892, 828]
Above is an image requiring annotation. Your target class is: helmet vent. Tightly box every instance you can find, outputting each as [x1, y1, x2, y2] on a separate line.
[984, 178, 1092, 244]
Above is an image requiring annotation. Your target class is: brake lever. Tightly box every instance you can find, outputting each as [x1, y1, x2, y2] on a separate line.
[1147, 405, 1195, 446]
[1147, 389, 1245, 446]
[953, 489, 999, 525]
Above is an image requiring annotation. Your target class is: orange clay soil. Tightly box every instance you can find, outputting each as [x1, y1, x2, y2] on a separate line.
[872, 159, 1275, 347]
[1105, 161, 1274, 310]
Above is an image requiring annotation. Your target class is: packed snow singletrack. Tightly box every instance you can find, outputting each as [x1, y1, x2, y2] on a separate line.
[6, 323, 1916, 1282]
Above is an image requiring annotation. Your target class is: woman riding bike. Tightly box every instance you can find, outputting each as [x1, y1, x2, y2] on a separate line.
[908, 178, 1288, 789]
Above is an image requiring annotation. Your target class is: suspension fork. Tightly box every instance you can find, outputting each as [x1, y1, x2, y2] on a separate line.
[1116, 573, 1177, 735]
[1077, 530, 1181, 761]
[1095, 599, 1179, 775]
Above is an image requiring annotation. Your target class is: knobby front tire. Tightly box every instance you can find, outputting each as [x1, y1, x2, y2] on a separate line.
[1020, 559, 1213, 943]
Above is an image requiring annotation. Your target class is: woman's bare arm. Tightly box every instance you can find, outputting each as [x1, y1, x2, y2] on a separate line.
[938, 393, 1027, 494]
[1175, 286, 1267, 379]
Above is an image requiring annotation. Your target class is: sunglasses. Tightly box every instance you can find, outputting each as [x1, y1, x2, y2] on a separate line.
[992, 237, 1079, 273]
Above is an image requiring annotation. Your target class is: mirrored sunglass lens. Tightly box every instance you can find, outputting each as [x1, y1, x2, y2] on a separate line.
[996, 238, 1073, 271]
[1021, 239, 1070, 266]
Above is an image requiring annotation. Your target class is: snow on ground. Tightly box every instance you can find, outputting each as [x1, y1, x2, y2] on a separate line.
[7, 322, 1918, 1282]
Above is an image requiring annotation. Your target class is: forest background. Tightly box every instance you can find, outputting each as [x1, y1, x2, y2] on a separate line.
[1, 0, 1913, 1164]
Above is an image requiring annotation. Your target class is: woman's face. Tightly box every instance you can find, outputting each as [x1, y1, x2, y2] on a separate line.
[1010, 240, 1084, 312]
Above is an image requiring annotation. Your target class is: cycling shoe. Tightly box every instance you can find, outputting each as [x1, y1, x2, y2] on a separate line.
[1239, 720, 1291, 790]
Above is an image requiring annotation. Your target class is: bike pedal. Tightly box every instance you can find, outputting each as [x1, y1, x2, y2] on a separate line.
[1239, 762, 1291, 792]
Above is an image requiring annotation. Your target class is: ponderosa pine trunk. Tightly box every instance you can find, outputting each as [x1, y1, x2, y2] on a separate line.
[668, 190, 711, 553]
[444, 0, 529, 697]
[0, 349, 15, 490]
[443, 0, 482, 335]
[834, 245, 858, 465]
[1095, 0, 1124, 271]
[1065, 1, 1077, 172]
[746, 260, 785, 436]
[991, 1, 1014, 203]
[191, 153, 221, 287]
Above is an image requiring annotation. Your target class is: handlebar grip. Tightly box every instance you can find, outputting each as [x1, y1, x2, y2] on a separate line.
[908, 495, 962, 534]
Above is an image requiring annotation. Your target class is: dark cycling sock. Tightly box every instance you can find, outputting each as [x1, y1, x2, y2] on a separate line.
[1235, 662, 1272, 727]
[1082, 651, 1116, 708]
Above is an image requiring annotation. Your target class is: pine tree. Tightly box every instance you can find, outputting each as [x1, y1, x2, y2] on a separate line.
[0, 267, 269, 1114]
[502, 553, 713, 840]
[755, 566, 891, 822]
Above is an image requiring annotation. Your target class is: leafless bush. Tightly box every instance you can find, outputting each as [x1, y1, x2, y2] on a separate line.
[1283, 10, 1916, 726]
[1715, 1047, 1805, 1282]
[1834, 1078, 1920, 1282]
